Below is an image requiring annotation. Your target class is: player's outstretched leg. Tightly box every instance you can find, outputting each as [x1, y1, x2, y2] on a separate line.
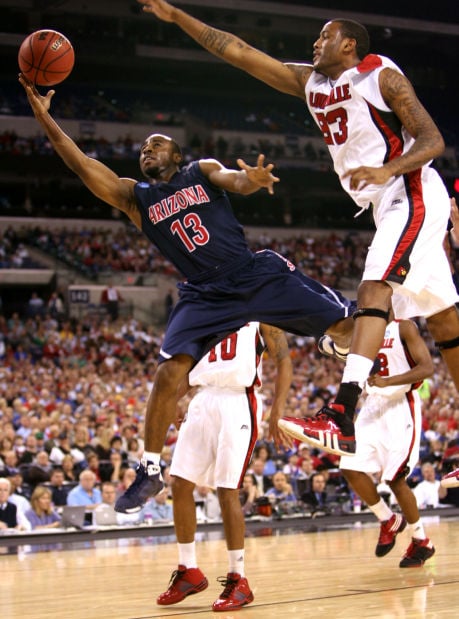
[115, 459, 164, 513]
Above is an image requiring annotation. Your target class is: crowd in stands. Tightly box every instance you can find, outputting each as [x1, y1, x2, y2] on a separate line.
[1, 303, 458, 533]
[0, 223, 370, 289]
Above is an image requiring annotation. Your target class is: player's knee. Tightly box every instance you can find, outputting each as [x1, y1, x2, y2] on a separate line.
[434, 335, 459, 351]
[353, 307, 390, 322]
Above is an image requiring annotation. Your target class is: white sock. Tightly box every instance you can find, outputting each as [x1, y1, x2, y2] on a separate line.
[228, 549, 245, 577]
[342, 353, 375, 389]
[369, 498, 393, 522]
[410, 519, 426, 540]
[142, 451, 161, 466]
[178, 542, 197, 568]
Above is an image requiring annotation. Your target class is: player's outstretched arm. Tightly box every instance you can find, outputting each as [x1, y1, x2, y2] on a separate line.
[18, 74, 141, 227]
[199, 154, 279, 195]
[137, 0, 309, 98]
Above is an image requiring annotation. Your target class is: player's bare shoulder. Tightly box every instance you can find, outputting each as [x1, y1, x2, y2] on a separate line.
[285, 62, 314, 89]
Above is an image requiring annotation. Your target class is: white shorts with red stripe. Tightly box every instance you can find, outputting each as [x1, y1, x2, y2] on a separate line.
[170, 386, 261, 489]
[363, 167, 459, 319]
[339, 390, 421, 482]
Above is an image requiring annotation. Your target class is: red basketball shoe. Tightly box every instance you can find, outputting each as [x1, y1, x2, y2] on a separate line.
[399, 538, 435, 568]
[440, 467, 459, 488]
[157, 565, 208, 605]
[278, 404, 356, 456]
[375, 513, 407, 557]
[212, 573, 254, 612]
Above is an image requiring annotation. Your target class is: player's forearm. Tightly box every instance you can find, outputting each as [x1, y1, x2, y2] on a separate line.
[170, 6, 250, 66]
[383, 363, 433, 387]
[33, 109, 89, 176]
[383, 131, 445, 178]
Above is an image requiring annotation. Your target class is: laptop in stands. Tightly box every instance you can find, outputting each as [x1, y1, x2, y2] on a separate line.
[61, 505, 87, 530]
[93, 505, 118, 527]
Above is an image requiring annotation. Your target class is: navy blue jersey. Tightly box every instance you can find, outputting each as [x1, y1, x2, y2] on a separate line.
[135, 161, 251, 279]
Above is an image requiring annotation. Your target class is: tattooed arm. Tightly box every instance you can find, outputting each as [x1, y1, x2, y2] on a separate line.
[344, 68, 445, 190]
[137, 0, 310, 98]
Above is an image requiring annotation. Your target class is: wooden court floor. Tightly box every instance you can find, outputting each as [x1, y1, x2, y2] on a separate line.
[1, 517, 458, 619]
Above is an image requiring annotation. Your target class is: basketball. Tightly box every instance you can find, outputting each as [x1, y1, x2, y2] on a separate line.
[18, 29, 74, 86]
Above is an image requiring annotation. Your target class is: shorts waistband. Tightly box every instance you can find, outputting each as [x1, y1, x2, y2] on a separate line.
[187, 250, 253, 284]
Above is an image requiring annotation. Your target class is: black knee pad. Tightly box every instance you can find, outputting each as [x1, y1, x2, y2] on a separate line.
[353, 307, 390, 322]
[435, 335, 459, 351]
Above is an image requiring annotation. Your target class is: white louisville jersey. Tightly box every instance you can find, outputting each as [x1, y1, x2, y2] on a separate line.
[366, 320, 419, 398]
[189, 322, 264, 389]
[306, 54, 421, 209]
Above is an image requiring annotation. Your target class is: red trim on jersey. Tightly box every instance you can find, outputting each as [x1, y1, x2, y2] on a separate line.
[357, 54, 383, 73]
[366, 103, 425, 282]
[237, 385, 259, 488]
[391, 391, 417, 480]
[367, 102, 403, 164]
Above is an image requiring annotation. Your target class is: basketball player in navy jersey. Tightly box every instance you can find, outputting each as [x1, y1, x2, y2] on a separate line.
[157, 322, 291, 611]
[140, 0, 459, 459]
[20, 75, 357, 513]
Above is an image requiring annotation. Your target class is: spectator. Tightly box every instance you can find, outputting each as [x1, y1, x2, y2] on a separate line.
[253, 444, 277, 477]
[0, 477, 30, 531]
[193, 486, 221, 522]
[6, 470, 31, 518]
[264, 472, 297, 507]
[61, 454, 78, 483]
[46, 467, 72, 507]
[100, 283, 124, 322]
[413, 462, 447, 509]
[248, 458, 273, 495]
[26, 291, 45, 318]
[239, 473, 261, 517]
[25, 485, 61, 530]
[49, 432, 86, 468]
[142, 489, 173, 523]
[300, 472, 329, 511]
[47, 291, 66, 320]
[67, 469, 102, 509]
[26, 450, 53, 488]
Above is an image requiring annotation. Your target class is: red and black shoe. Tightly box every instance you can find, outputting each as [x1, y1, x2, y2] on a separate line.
[278, 404, 356, 456]
[212, 573, 254, 612]
[157, 565, 208, 605]
[399, 538, 435, 568]
[375, 513, 407, 557]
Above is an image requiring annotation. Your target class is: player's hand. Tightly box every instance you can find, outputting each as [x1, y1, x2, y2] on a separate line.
[237, 154, 280, 195]
[18, 73, 55, 116]
[367, 374, 389, 388]
[137, 0, 175, 21]
[343, 165, 392, 191]
[450, 197, 459, 246]
[268, 407, 295, 450]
